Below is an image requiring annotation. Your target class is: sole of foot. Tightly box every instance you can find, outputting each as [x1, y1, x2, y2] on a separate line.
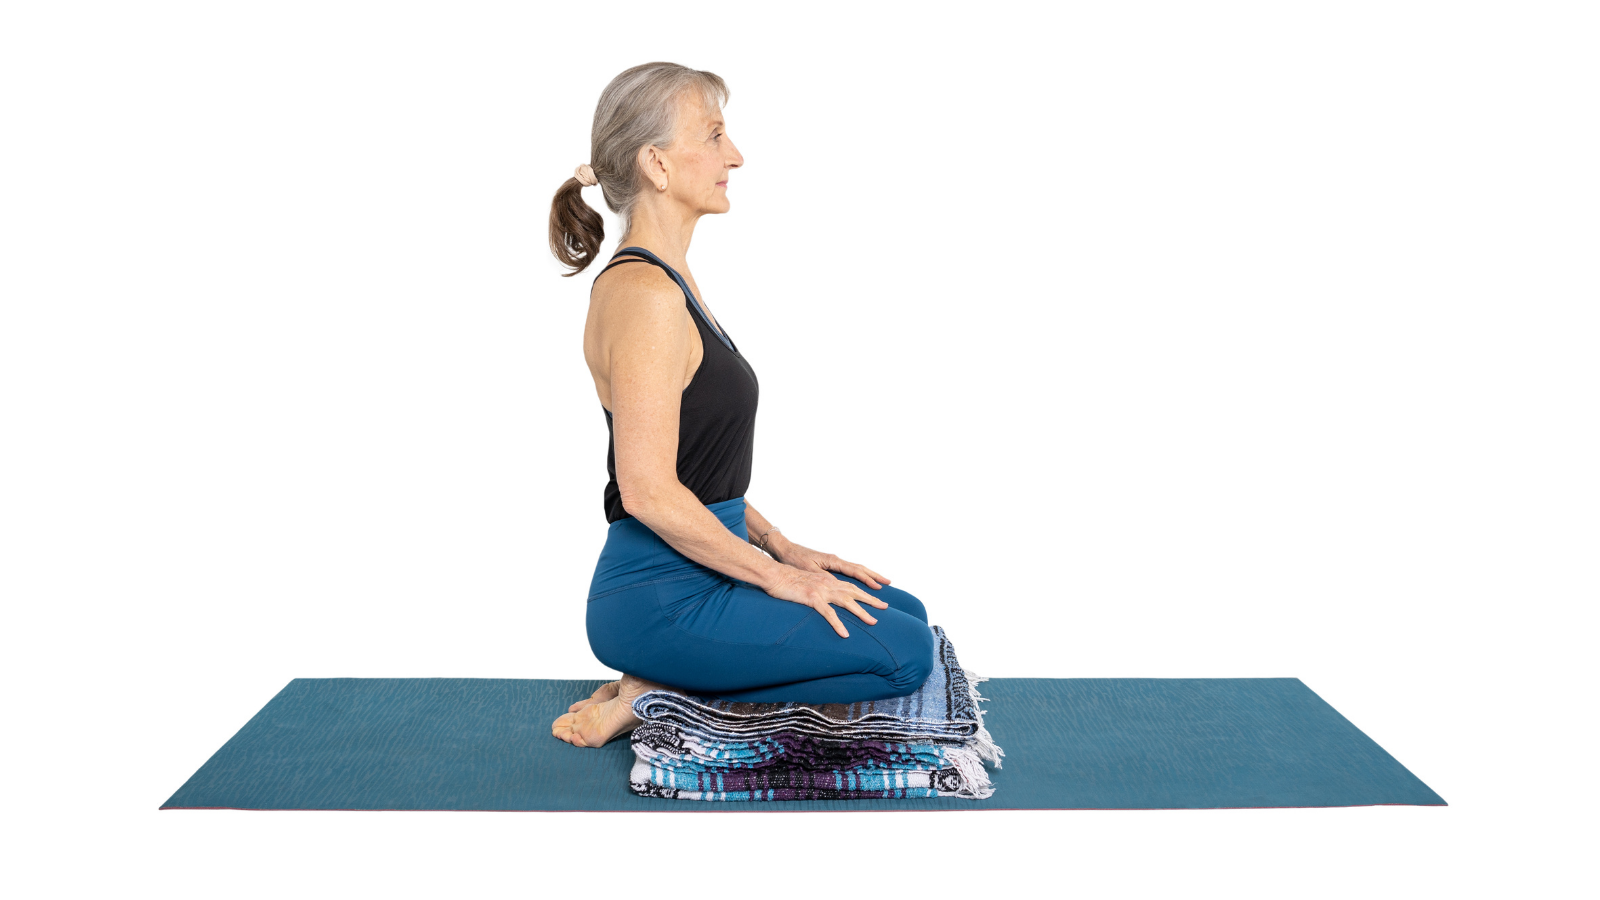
[551, 674, 668, 748]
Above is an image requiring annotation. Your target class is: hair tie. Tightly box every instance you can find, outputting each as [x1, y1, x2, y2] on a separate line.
[574, 164, 598, 187]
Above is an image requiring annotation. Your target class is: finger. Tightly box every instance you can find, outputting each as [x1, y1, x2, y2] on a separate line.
[827, 570, 887, 604]
[819, 603, 849, 638]
[841, 562, 883, 589]
[851, 562, 890, 586]
[851, 560, 889, 589]
[837, 596, 878, 625]
[850, 584, 890, 609]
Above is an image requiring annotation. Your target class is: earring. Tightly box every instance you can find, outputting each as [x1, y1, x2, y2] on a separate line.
[658, 183, 667, 191]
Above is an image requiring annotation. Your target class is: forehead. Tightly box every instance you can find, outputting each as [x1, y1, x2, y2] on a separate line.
[676, 89, 725, 132]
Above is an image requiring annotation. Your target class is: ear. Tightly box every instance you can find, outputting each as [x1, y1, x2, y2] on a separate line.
[637, 143, 668, 182]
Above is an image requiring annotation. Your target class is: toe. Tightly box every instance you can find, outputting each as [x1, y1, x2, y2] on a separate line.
[552, 713, 584, 747]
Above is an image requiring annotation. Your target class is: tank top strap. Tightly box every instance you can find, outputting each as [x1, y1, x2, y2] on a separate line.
[596, 257, 651, 277]
[608, 246, 735, 352]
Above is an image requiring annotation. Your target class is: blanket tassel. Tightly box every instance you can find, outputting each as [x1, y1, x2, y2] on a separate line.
[963, 670, 1007, 770]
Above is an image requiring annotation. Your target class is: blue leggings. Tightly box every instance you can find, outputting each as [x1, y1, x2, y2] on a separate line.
[585, 497, 935, 704]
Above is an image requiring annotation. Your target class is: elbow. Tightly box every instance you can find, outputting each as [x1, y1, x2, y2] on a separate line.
[617, 478, 673, 521]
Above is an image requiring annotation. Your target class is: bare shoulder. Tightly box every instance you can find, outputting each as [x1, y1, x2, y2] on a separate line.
[587, 262, 696, 394]
[591, 262, 689, 339]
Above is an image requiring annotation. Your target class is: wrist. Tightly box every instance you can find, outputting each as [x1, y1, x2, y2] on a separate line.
[750, 523, 785, 554]
[762, 530, 794, 561]
[754, 555, 797, 592]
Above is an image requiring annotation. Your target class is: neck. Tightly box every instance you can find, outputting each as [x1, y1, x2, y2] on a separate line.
[617, 196, 700, 271]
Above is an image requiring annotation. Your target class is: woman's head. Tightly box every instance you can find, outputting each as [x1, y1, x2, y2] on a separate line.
[549, 62, 740, 275]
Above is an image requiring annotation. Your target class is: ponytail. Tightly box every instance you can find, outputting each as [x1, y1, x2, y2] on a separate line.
[549, 176, 605, 276]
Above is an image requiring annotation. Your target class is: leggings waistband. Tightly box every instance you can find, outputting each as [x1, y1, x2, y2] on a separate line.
[588, 496, 747, 599]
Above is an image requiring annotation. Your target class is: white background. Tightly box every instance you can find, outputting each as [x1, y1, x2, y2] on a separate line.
[3, 1, 1595, 896]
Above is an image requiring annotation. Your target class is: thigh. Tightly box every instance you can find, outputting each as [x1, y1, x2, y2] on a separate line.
[771, 582, 934, 683]
[588, 574, 927, 697]
[829, 574, 929, 624]
[680, 577, 930, 669]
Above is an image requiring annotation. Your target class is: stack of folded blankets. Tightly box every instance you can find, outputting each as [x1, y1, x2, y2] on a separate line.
[628, 625, 1003, 801]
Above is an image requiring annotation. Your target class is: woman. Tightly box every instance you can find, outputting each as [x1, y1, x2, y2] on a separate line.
[548, 62, 935, 748]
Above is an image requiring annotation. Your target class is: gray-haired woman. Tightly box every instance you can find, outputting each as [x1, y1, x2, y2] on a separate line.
[549, 62, 935, 748]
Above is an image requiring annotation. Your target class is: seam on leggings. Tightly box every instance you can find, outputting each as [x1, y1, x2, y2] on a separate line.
[586, 571, 707, 603]
[775, 575, 909, 667]
[654, 580, 773, 647]
[774, 614, 812, 645]
[771, 607, 902, 671]
[839, 614, 901, 669]
[770, 603, 902, 669]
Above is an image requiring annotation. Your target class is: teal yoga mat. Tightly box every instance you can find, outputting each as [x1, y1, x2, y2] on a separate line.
[160, 678, 1445, 811]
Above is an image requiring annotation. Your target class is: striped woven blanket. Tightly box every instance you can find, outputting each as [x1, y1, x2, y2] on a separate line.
[628, 625, 1002, 801]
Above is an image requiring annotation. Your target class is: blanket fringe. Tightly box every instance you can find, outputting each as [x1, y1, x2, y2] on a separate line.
[961, 670, 1006, 770]
[945, 747, 995, 799]
[943, 667, 1002, 797]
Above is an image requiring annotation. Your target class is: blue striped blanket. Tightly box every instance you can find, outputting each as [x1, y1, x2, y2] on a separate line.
[628, 625, 1002, 801]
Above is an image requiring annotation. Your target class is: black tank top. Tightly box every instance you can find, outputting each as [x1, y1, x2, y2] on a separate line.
[592, 246, 759, 523]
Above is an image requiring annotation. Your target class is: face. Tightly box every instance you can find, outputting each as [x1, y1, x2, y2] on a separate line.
[651, 90, 744, 214]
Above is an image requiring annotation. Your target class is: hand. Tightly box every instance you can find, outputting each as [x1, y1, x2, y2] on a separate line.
[763, 567, 890, 639]
[769, 537, 891, 590]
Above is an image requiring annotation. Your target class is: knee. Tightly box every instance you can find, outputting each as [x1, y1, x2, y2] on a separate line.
[840, 576, 929, 624]
[883, 626, 935, 695]
[885, 587, 928, 623]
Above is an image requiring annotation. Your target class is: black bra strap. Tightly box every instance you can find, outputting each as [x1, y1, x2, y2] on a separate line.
[597, 257, 650, 276]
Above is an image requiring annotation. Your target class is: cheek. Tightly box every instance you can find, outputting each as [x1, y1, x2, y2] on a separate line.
[694, 150, 723, 178]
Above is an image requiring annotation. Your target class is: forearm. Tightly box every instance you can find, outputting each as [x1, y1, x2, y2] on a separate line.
[743, 501, 794, 561]
[627, 484, 791, 590]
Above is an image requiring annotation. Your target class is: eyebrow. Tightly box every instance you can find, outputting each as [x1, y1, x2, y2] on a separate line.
[709, 120, 724, 130]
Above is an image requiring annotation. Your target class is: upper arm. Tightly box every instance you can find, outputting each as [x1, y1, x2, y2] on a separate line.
[598, 272, 692, 502]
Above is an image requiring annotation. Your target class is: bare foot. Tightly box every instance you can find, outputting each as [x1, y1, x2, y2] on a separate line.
[551, 674, 668, 748]
[568, 681, 620, 713]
